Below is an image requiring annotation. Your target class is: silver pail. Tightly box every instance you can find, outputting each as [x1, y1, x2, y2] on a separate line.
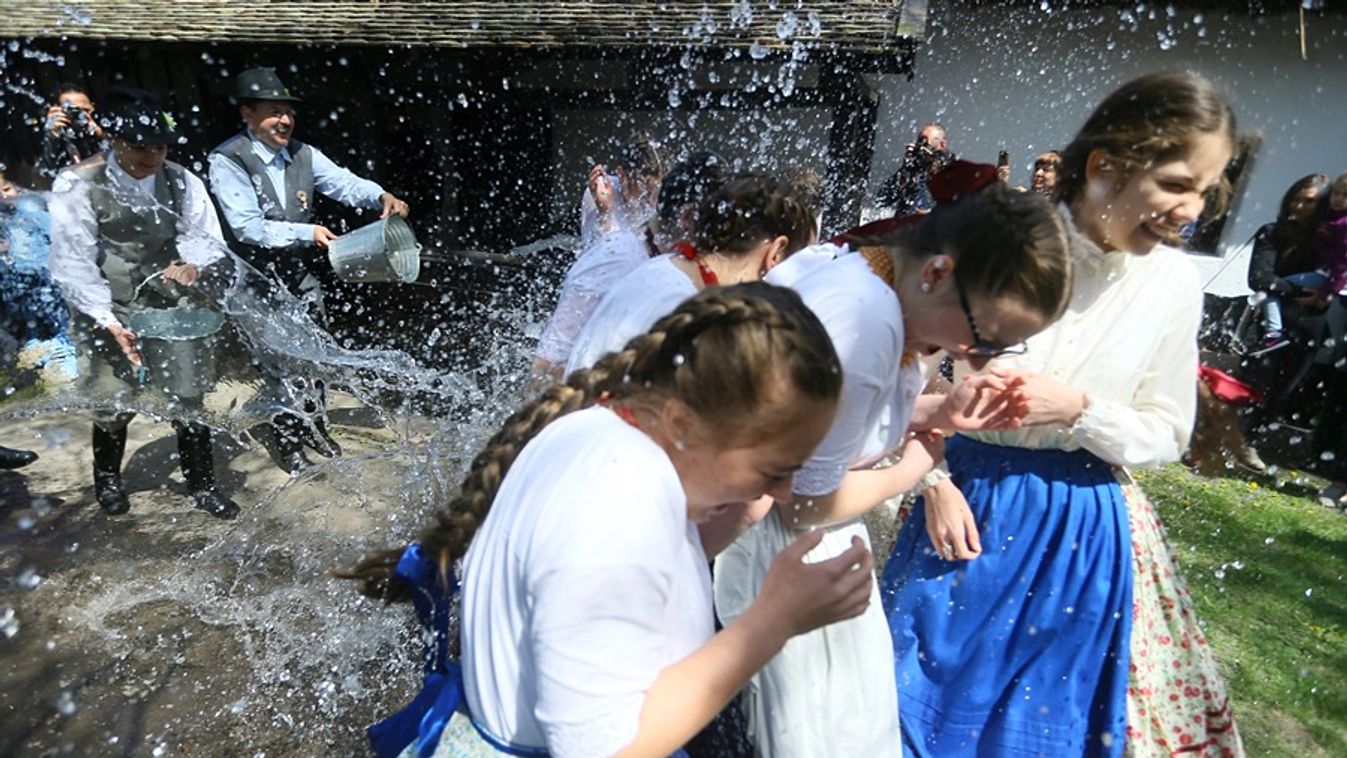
[327, 215, 421, 284]
[129, 306, 226, 399]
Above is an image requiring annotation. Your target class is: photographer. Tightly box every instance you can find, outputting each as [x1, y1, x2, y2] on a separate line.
[39, 82, 105, 177]
[876, 123, 954, 216]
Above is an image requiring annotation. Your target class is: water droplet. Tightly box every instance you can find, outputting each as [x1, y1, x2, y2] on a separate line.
[749, 40, 769, 60]
[17, 568, 41, 589]
[56, 690, 76, 716]
[0, 607, 18, 639]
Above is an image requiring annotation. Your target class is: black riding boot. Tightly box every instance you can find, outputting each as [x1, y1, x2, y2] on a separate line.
[92, 425, 131, 515]
[176, 422, 240, 520]
[0, 445, 38, 470]
[269, 413, 314, 474]
[309, 381, 341, 458]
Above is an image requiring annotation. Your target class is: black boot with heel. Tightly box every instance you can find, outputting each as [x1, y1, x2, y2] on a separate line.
[176, 422, 240, 520]
[92, 425, 131, 515]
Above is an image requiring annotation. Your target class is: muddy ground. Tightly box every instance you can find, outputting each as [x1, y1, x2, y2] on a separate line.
[0, 395, 455, 756]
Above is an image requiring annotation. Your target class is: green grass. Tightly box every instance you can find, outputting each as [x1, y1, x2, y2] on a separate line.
[1138, 466, 1347, 756]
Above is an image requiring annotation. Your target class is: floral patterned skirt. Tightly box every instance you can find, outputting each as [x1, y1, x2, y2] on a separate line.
[1120, 478, 1244, 757]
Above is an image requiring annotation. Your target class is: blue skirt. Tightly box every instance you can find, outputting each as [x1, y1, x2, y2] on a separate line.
[881, 436, 1132, 757]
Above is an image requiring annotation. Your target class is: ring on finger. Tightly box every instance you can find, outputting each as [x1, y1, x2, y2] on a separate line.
[940, 544, 955, 560]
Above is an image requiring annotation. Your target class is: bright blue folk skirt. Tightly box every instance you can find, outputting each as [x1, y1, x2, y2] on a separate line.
[882, 436, 1132, 757]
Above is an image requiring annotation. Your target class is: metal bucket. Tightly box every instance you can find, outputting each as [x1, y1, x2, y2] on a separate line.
[327, 215, 421, 284]
[129, 306, 226, 399]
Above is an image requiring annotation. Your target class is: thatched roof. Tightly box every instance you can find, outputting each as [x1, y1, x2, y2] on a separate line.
[1, 1, 927, 55]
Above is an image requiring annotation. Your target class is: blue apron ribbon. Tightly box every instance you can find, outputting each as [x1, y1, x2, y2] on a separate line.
[366, 544, 685, 758]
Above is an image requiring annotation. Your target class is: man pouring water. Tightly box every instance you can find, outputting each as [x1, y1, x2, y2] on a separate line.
[207, 67, 410, 473]
[48, 86, 240, 519]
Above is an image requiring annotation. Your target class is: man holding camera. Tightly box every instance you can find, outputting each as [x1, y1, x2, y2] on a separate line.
[39, 83, 105, 178]
[877, 122, 955, 217]
[207, 67, 409, 473]
[48, 87, 240, 519]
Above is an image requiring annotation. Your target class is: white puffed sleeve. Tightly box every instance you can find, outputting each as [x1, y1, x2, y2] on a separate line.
[1069, 266, 1202, 468]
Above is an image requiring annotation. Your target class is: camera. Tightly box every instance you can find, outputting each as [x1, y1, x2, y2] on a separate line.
[59, 103, 93, 141]
[902, 135, 952, 176]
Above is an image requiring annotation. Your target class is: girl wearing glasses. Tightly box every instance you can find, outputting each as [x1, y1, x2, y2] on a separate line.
[883, 70, 1244, 756]
[714, 172, 1072, 758]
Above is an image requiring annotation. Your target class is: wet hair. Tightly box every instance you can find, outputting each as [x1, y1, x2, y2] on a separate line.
[844, 181, 1072, 322]
[341, 282, 842, 599]
[656, 150, 726, 235]
[1057, 70, 1237, 213]
[622, 136, 672, 182]
[780, 166, 824, 221]
[52, 82, 90, 104]
[695, 173, 816, 258]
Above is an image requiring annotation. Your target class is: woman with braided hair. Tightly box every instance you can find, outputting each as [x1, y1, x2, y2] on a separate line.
[884, 71, 1245, 757]
[344, 283, 874, 758]
[564, 172, 816, 373]
[713, 169, 1073, 758]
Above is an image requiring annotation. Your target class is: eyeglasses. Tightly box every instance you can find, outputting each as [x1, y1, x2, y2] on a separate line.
[955, 277, 1028, 358]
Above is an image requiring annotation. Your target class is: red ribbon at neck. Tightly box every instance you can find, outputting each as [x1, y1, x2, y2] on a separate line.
[673, 240, 719, 287]
[597, 391, 640, 428]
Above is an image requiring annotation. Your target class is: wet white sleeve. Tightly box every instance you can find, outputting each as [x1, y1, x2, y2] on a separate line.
[530, 564, 673, 758]
[47, 173, 116, 328]
[536, 283, 603, 365]
[526, 467, 681, 758]
[1069, 273, 1202, 468]
[175, 171, 228, 267]
[792, 301, 902, 497]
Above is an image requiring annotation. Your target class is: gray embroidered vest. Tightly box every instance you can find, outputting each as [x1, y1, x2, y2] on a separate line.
[71, 155, 187, 306]
[211, 131, 315, 227]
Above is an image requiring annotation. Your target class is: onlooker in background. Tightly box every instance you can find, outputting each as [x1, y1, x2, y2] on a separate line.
[580, 136, 671, 246]
[207, 67, 410, 472]
[1309, 171, 1347, 302]
[49, 87, 239, 519]
[876, 123, 954, 216]
[532, 150, 723, 379]
[0, 158, 78, 384]
[1250, 173, 1331, 350]
[39, 82, 105, 178]
[1029, 150, 1062, 196]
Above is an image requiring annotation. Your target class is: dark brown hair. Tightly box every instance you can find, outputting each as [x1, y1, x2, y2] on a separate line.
[1057, 70, 1237, 214]
[781, 166, 825, 222]
[846, 181, 1072, 322]
[341, 282, 842, 599]
[695, 173, 816, 258]
[1272, 173, 1330, 260]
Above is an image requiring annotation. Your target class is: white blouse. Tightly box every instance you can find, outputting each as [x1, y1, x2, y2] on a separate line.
[963, 210, 1202, 468]
[535, 229, 650, 365]
[461, 407, 714, 758]
[564, 254, 696, 373]
[764, 244, 922, 496]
